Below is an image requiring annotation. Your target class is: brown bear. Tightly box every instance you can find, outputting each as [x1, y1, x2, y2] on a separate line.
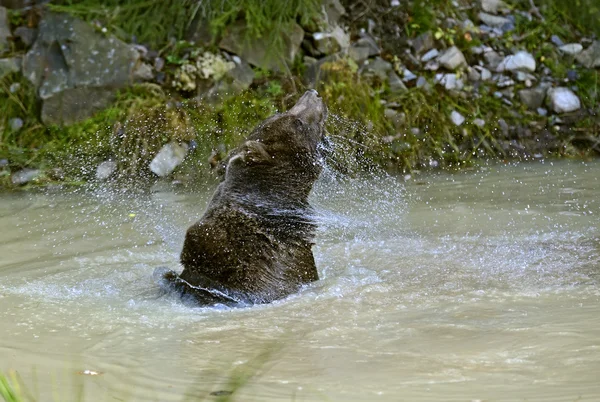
[157, 90, 328, 306]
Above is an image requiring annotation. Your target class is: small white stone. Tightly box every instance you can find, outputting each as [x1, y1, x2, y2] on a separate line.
[558, 43, 583, 55]
[450, 110, 465, 126]
[150, 142, 189, 177]
[546, 87, 581, 113]
[96, 160, 117, 180]
[497, 51, 536, 72]
[473, 118, 485, 127]
[421, 48, 439, 62]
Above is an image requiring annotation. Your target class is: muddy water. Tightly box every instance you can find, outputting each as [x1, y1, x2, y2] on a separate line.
[0, 160, 599, 401]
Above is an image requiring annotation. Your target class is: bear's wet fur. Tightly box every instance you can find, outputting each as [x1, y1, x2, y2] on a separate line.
[158, 90, 328, 306]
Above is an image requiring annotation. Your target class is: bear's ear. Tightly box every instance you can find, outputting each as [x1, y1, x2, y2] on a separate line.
[241, 140, 273, 165]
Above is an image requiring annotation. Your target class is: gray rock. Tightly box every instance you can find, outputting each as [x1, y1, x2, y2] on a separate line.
[0, 6, 9, 53]
[412, 31, 434, 54]
[496, 51, 536, 72]
[546, 87, 581, 113]
[518, 86, 547, 110]
[416, 76, 431, 90]
[133, 62, 154, 81]
[550, 35, 564, 47]
[206, 58, 255, 99]
[450, 110, 465, 126]
[424, 60, 439, 71]
[11, 168, 42, 185]
[478, 12, 510, 28]
[495, 74, 515, 87]
[473, 118, 485, 127]
[436, 73, 464, 90]
[559, 43, 583, 55]
[41, 87, 116, 125]
[481, 0, 504, 14]
[479, 67, 492, 81]
[14, 26, 37, 47]
[348, 45, 371, 63]
[362, 57, 393, 80]
[437, 46, 467, 70]
[421, 48, 439, 62]
[149, 142, 189, 177]
[467, 67, 481, 82]
[402, 68, 417, 82]
[314, 25, 350, 55]
[95, 160, 117, 180]
[484, 50, 503, 70]
[354, 35, 380, 57]
[9, 117, 23, 131]
[323, 0, 346, 26]
[576, 41, 600, 68]
[537, 107, 548, 116]
[0, 57, 20, 78]
[388, 71, 407, 95]
[220, 21, 304, 71]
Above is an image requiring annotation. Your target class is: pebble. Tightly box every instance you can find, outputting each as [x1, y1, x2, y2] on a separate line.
[559, 44, 583, 55]
[11, 169, 42, 185]
[473, 118, 486, 127]
[546, 87, 581, 113]
[421, 49, 439, 62]
[150, 142, 189, 177]
[450, 110, 465, 126]
[478, 12, 511, 28]
[496, 51, 536, 72]
[95, 160, 118, 180]
[437, 46, 467, 70]
[9, 117, 23, 132]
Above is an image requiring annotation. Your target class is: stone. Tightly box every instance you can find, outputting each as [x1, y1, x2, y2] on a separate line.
[313, 25, 350, 55]
[437, 46, 467, 70]
[550, 35, 564, 47]
[354, 35, 380, 56]
[11, 168, 42, 185]
[219, 21, 304, 71]
[323, 0, 346, 26]
[95, 160, 117, 180]
[496, 74, 515, 88]
[467, 67, 481, 82]
[402, 68, 417, 82]
[9, 117, 22, 131]
[576, 41, 600, 68]
[559, 43, 583, 55]
[481, 0, 504, 14]
[450, 110, 465, 126]
[421, 48, 439, 62]
[348, 45, 370, 63]
[436, 73, 464, 90]
[149, 142, 189, 177]
[205, 58, 255, 100]
[518, 87, 547, 110]
[546, 87, 581, 113]
[13, 26, 37, 47]
[416, 76, 431, 90]
[478, 12, 510, 28]
[412, 31, 434, 54]
[388, 71, 407, 95]
[41, 87, 116, 125]
[0, 57, 20, 78]
[479, 67, 492, 80]
[0, 6, 9, 53]
[484, 50, 503, 70]
[133, 62, 154, 81]
[496, 51, 536, 72]
[473, 118, 485, 127]
[362, 57, 393, 80]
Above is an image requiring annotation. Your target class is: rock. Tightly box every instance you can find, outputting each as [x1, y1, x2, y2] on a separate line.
[478, 12, 510, 28]
[484, 50, 503, 70]
[481, 0, 504, 14]
[205, 58, 255, 100]
[416, 76, 430, 90]
[402, 68, 417, 82]
[348, 45, 370, 63]
[388, 71, 407, 95]
[149, 142, 189, 177]
[0, 57, 20, 78]
[219, 21, 304, 71]
[354, 35, 380, 56]
[550, 35, 564, 47]
[518, 87, 547, 110]
[421, 48, 439, 62]
[95, 160, 117, 180]
[11, 168, 42, 185]
[496, 74, 515, 87]
[424, 60, 439, 71]
[0, 6, 9, 53]
[412, 31, 434, 55]
[496, 51, 536, 72]
[9, 117, 23, 131]
[22, 12, 139, 124]
[133, 62, 154, 81]
[41, 87, 116, 125]
[323, 0, 346, 26]
[313, 25, 350, 55]
[450, 110, 465, 126]
[13, 26, 37, 47]
[559, 43, 583, 56]
[576, 41, 600, 68]
[467, 67, 481, 82]
[537, 107, 547, 116]
[478, 66, 492, 81]
[436, 73, 464, 90]
[362, 57, 393, 80]
[154, 57, 165, 72]
[473, 118, 485, 127]
[546, 87, 581, 113]
[437, 46, 467, 70]
[384, 108, 405, 129]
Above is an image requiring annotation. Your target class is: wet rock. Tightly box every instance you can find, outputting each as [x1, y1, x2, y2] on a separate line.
[481, 0, 505, 14]
[95, 160, 117, 180]
[576, 41, 600, 68]
[0, 57, 20, 78]
[411, 31, 434, 55]
[478, 12, 510, 28]
[41, 87, 116, 125]
[518, 86, 547, 110]
[546, 87, 581, 113]
[0, 6, 9, 53]
[23, 12, 139, 124]
[14, 26, 37, 47]
[421, 48, 439, 62]
[496, 51, 536, 72]
[559, 43, 583, 56]
[133, 62, 154, 81]
[450, 110, 465, 126]
[9, 117, 23, 131]
[11, 168, 42, 185]
[149, 142, 189, 177]
[219, 21, 304, 71]
[437, 46, 467, 70]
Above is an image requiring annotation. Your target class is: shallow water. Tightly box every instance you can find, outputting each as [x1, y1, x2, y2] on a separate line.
[1, 160, 599, 401]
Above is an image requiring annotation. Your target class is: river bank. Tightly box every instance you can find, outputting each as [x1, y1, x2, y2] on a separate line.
[0, 0, 599, 189]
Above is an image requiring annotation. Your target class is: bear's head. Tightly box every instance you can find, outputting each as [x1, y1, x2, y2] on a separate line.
[224, 90, 328, 203]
